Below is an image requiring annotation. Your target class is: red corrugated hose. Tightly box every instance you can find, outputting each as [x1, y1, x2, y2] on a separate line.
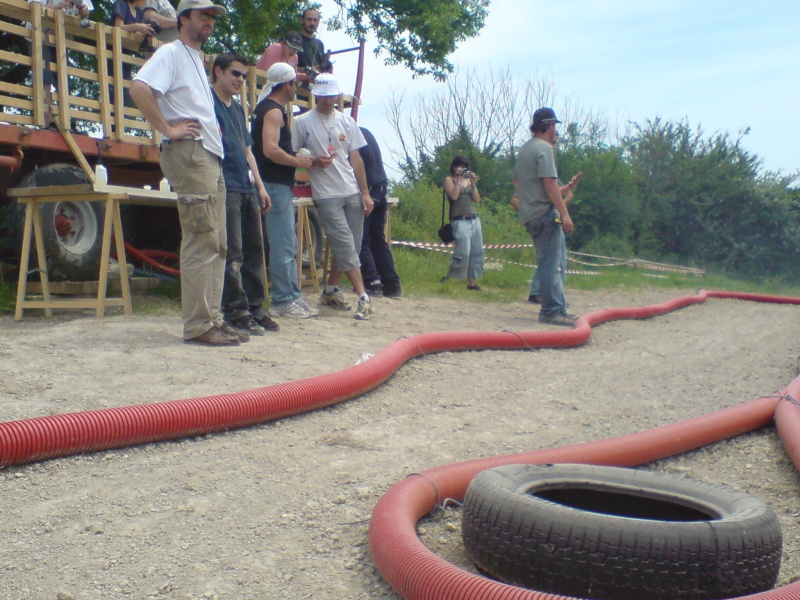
[1, 290, 799, 600]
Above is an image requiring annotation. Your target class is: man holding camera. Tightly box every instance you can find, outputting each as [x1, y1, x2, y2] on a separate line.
[513, 107, 576, 327]
[296, 7, 330, 79]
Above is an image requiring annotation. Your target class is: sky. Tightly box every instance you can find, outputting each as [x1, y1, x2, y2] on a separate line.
[308, 0, 800, 182]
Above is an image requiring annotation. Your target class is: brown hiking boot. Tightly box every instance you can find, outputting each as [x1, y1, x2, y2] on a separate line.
[184, 325, 240, 347]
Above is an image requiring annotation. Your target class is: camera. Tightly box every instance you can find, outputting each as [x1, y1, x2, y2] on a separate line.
[138, 20, 161, 53]
[72, 0, 91, 27]
[457, 168, 474, 178]
[144, 20, 162, 35]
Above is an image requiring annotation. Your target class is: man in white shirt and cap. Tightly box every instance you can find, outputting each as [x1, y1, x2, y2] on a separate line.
[131, 0, 246, 346]
[292, 74, 375, 321]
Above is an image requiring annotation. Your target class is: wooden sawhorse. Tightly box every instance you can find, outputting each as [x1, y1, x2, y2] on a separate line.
[10, 183, 177, 320]
[294, 196, 321, 293]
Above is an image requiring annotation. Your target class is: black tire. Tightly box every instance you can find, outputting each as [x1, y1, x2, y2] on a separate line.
[462, 463, 782, 600]
[11, 164, 104, 281]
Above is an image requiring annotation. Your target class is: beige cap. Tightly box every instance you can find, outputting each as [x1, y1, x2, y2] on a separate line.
[176, 0, 227, 18]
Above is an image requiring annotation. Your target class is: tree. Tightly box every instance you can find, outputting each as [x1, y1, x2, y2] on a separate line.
[328, 0, 488, 79]
[0, 0, 489, 80]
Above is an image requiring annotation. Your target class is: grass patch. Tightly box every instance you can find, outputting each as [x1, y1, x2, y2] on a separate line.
[0, 250, 797, 317]
[391, 246, 800, 301]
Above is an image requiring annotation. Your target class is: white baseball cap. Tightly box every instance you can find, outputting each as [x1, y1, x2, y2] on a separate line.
[312, 74, 340, 97]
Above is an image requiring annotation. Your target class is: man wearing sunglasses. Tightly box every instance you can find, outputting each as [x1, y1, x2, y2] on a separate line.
[211, 53, 280, 337]
[131, 0, 241, 346]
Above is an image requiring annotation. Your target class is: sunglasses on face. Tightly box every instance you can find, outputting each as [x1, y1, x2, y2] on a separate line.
[228, 69, 248, 80]
[195, 11, 217, 21]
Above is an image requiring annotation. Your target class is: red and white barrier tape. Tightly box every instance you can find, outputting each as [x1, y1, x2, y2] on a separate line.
[391, 240, 704, 277]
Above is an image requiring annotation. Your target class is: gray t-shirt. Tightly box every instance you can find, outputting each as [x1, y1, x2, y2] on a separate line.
[513, 136, 558, 225]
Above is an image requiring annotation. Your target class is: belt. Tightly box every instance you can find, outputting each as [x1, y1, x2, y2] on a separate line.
[369, 184, 388, 194]
[452, 214, 478, 221]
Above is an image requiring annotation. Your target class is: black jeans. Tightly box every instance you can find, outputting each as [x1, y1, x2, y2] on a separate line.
[359, 190, 401, 292]
[222, 191, 267, 320]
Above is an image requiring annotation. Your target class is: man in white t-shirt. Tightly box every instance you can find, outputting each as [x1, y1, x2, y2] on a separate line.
[131, 0, 246, 347]
[292, 74, 375, 321]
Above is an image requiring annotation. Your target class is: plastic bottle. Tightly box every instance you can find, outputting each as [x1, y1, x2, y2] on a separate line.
[94, 163, 107, 185]
[159, 178, 170, 193]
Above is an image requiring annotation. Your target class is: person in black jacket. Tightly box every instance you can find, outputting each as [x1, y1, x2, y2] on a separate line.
[358, 127, 402, 297]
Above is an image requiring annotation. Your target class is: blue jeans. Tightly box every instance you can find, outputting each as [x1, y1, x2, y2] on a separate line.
[526, 208, 567, 317]
[264, 183, 302, 307]
[446, 217, 484, 281]
[530, 231, 566, 296]
[222, 190, 266, 320]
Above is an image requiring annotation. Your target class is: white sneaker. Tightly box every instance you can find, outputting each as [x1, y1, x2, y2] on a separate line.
[296, 296, 320, 317]
[320, 289, 352, 311]
[268, 299, 315, 319]
[354, 298, 373, 321]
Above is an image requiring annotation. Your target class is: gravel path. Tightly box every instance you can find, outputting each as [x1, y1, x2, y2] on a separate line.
[1, 288, 798, 599]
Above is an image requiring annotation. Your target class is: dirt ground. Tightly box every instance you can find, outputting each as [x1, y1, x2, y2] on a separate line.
[1, 287, 799, 600]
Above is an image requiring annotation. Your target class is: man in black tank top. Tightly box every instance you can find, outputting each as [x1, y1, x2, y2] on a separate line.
[251, 62, 317, 319]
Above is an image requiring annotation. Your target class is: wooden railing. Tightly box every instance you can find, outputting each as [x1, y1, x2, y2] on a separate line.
[0, 0, 352, 148]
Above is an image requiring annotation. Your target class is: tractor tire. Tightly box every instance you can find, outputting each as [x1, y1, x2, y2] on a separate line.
[11, 164, 104, 281]
[462, 463, 782, 600]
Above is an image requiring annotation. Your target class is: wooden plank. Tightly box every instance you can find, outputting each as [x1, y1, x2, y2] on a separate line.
[0, 81, 35, 96]
[8, 184, 95, 197]
[14, 202, 34, 320]
[54, 122, 96, 182]
[0, 95, 34, 111]
[0, 112, 33, 126]
[96, 23, 113, 135]
[29, 1, 45, 127]
[26, 277, 162, 295]
[54, 10, 70, 132]
[111, 27, 124, 141]
[0, 48, 32, 66]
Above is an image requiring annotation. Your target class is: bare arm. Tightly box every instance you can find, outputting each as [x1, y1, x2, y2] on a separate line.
[509, 178, 520, 212]
[444, 175, 460, 201]
[245, 146, 271, 212]
[130, 80, 201, 141]
[143, 8, 176, 30]
[113, 15, 154, 35]
[559, 171, 582, 203]
[261, 109, 311, 169]
[349, 149, 374, 216]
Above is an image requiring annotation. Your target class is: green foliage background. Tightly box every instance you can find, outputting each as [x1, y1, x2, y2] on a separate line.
[390, 116, 799, 285]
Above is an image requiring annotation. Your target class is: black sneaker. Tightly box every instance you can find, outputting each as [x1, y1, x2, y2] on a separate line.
[253, 314, 280, 332]
[228, 315, 266, 336]
[467, 284, 481, 291]
[365, 280, 384, 297]
[438, 276, 449, 284]
[528, 294, 541, 304]
[383, 287, 402, 298]
[220, 321, 251, 343]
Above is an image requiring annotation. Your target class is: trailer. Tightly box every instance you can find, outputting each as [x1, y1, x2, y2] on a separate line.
[0, 0, 363, 283]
